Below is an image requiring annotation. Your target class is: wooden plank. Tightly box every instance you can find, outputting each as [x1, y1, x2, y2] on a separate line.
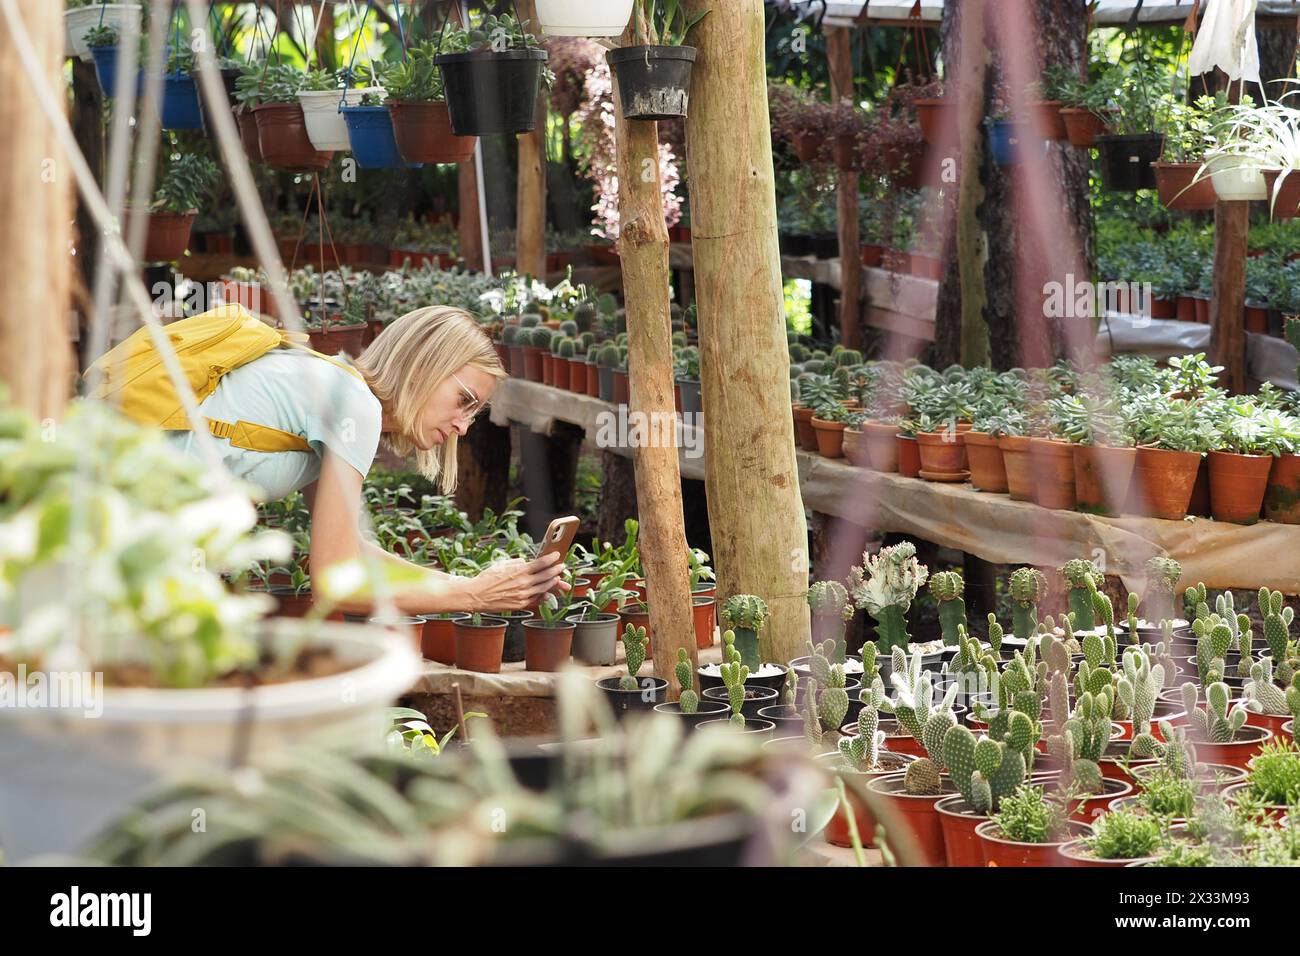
[827, 26, 862, 350]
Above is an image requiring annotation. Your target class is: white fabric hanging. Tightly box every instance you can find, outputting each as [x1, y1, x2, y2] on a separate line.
[1187, 0, 1262, 83]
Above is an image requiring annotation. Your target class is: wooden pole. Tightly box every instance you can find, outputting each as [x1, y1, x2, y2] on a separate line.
[515, 0, 547, 279]
[71, 56, 104, 359]
[1209, 199, 1249, 394]
[458, 159, 484, 269]
[0, 1, 72, 419]
[613, 19, 697, 694]
[827, 27, 861, 351]
[684, 0, 810, 664]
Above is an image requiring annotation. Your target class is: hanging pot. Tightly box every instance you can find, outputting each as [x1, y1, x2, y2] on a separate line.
[1262, 168, 1300, 220]
[236, 108, 263, 163]
[298, 89, 351, 151]
[156, 71, 203, 130]
[341, 104, 422, 169]
[832, 134, 860, 172]
[988, 119, 1030, 167]
[199, 67, 242, 138]
[389, 100, 478, 165]
[65, 4, 142, 61]
[914, 97, 956, 146]
[790, 131, 822, 164]
[1094, 133, 1162, 191]
[882, 140, 925, 187]
[536, 0, 635, 37]
[1152, 161, 1216, 211]
[606, 45, 697, 121]
[436, 48, 549, 136]
[135, 208, 196, 262]
[255, 103, 333, 172]
[90, 44, 123, 97]
[1060, 107, 1111, 148]
[1206, 153, 1268, 201]
[1029, 99, 1067, 141]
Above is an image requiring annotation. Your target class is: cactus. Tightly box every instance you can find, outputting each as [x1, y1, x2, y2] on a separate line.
[1213, 591, 1250, 655]
[801, 676, 823, 745]
[1182, 681, 1247, 743]
[597, 342, 621, 368]
[928, 570, 967, 646]
[985, 613, 1004, 659]
[807, 581, 853, 662]
[839, 681, 886, 770]
[558, 337, 576, 359]
[1185, 582, 1210, 624]
[720, 595, 768, 671]
[817, 645, 850, 731]
[1059, 559, 1100, 630]
[904, 757, 942, 795]
[1193, 615, 1232, 686]
[1008, 567, 1048, 641]
[943, 723, 1027, 813]
[946, 625, 998, 688]
[1090, 577, 1117, 646]
[781, 665, 797, 708]
[847, 542, 928, 653]
[1125, 592, 1140, 646]
[1040, 631, 1071, 677]
[1243, 658, 1290, 716]
[1130, 719, 1198, 777]
[880, 646, 959, 766]
[719, 630, 749, 727]
[1288, 673, 1300, 724]
[1116, 646, 1165, 739]
[620, 624, 647, 690]
[1259, 587, 1294, 663]
[1046, 688, 1113, 793]
[675, 648, 698, 714]
[860, 640, 880, 685]
[1143, 556, 1183, 624]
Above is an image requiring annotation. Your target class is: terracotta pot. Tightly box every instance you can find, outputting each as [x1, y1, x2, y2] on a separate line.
[1149, 296, 1177, 319]
[963, 430, 1008, 492]
[914, 97, 956, 146]
[1262, 168, 1300, 219]
[821, 752, 916, 848]
[388, 100, 477, 165]
[254, 103, 333, 172]
[308, 324, 368, 356]
[897, 435, 921, 478]
[1057, 838, 1150, 868]
[1244, 709, 1293, 740]
[453, 616, 508, 673]
[1028, 438, 1076, 509]
[859, 422, 900, 472]
[811, 417, 847, 459]
[139, 209, 196, 262]
[613, 369, 630, 405]
[237, 108, 263, 163]
[883, 141, 925, 189]
[1133, 446, 1202, 520]
[569, 358, 587, 394]
[1060, 107, 1110, 148]
[1030, 99, 1067, 141]
[792, 405, 819, 452]
[1245, 305, 1269, 333]
[1072, 443, 1136, 516]
[881, 731, 925, 758]
[865, 773, 957, 866]
[935, 795, 990, 867]
[915, 431, 967, 478]
[832, 133, 860, 172]
[1191, 726, 1272, 770]
[552, 356, 571, 391]
[420, 612, 470, 663]
[1176, 295, 1197, 323]
[541, 351, 555, 386]
[842, 428, 867, 466]
[522, 621, 574, 672]
[585, 363, 600, 398]
[692, 596, 716, 650]
[519, 346, 541, 382]
[1264, 454, 1300, 523]
[975, 819, 1092, 867]
[860, 243, 883, 268]
[1207, 450, 1272, 524]
[998, 435, 1035, 501]
[1151, 161, 1216, 210]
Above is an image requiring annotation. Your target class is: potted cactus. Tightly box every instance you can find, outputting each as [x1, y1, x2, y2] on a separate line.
[1058, 558, 1100, 631]
[928, 570, 967, 647]
[566, 573, 634, 665]
[1142, 556, 1185, 627]
[1180, 681, 1270, 769]
[847, 542, 928, 654]
[654, 648, 727, 727]
[719, 594, 769, 672]
[1007, 567, 1047, 642]
[698, 631, 776, 734]
[806, 580, 853, 662]
[596, 623, 667, 717]
[935, 722, 1029, 866]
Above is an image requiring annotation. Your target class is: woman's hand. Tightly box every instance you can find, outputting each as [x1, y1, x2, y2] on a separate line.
[467, 552, 566, 612]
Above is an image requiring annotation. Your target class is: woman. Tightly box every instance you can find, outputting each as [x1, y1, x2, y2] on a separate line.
[171, 305, 563, 612]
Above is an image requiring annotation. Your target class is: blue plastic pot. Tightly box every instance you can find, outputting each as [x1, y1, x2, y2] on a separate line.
[988, 120, 1024, 166]
[90, 45, 121, 97]
[159, 73, 203, 130]
[340, 105, 421, 169]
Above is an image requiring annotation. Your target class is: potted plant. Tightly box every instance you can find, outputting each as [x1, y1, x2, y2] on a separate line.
[809, 400, 854, 459]
[928, 571, 967, 647]
[1202, 96, 1286, 204]
[149, 41, 203, 131]
[1049, 64, 1118, 148]
[133, 150, 219, 262]
[1057, 807, 1168, 866]
[719, 594, 769, 672]
[807, 581, 854, 662]
[452, 612, 509, 673]
[297, 67, 351, 151]
[606, 0, 707, 121]
[568, 573, 634, 664]
[847, 542, 928, 654]
[1130, 397, 1214, 520]
[435, 13, 551, 137]
[1093, 63, 1166, 192]
[1221, 737, 1300, 820]
[537, 0, 635, 37]
[864, 759, 957, 867]
[248, 63, 334, 171]
[84, 23, 125, 97]
[341, 85, 420, 170]
[1050, 392, 1136, 516]
[698, 631, 776, 734]
[65, 1, 141, 62]
[1152, 94, 1229, 211]
[935, 723, 1030, 866]
[597, 623, 667, 717]
[654, 648, 728, 727]
[521, 592, 577, 672]
[385, 40, 479, 165]
[1207, 398, 1299, 524]
[975, 784, 1090, 866]
[1180, 681, 1271, 769]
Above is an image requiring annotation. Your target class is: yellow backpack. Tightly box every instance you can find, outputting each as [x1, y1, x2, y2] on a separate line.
[86, 303, 366, 454]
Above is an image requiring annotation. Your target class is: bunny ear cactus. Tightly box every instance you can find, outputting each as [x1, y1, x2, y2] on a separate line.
[1089, 578, 1117, 646]
[1244, 658, 1289, 716]
[1116, 646, 1164, 738]
[944, 723, 1027, 813]
[1213, 591, 1248, 655]
[839, 686, 885, 770]
[781, 665, 797, 708]
[1143, 556, 1182, 624]
[1287, 673, 1300, 724]
[720, 595, 768, 671]
[1125, 592, 1140, 646]
[859, 640, 880, 685]
[1008, 567, 1048, 641]
[675, 648, 698, 714]
[620, 624, 648, 690]
[1041, 632, 1071, 678]
[1259, 587, 1294, 664]
[904, 757, 942, 796]
[1193, 615, 1232, 686]
[928, 570, 967, 646]
[847, 541, 928, 654]
[1059, 559, 1099, 631]
[1182, 681, 1247, 743]
[807, 580, 853, 662]
[719, 630, 750, 727]
[985, 613, 1004, 659]
[819, 662, 850, 730]
[1186, 583, 1210, 623]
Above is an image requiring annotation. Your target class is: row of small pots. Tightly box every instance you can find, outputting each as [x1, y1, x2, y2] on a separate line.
[503, 344, 705, 417]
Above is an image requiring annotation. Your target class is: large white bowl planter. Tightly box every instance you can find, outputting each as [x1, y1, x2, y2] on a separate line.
[0, 621, 420, 862]
[298, 89, 351, 151]
[65, 4, 142, 61]
[1206, 153, 1269, 201]
[536, 0, 635, 37]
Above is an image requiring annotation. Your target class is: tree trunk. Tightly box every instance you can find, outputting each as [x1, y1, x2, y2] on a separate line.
[458, 159, 483, 269]
[515, 0, 547, 278]
[0, 1, 72, 419]
[1256, 15, 1298, 99]
[684, 0, 810, 664]
[828, 27, 861, 351]
[1210, 200, 1249, 394]
[614, 18, 696, 695]
[598, 452, 639, 547]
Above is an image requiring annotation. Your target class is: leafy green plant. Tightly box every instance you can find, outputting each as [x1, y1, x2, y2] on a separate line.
[1083, 808, 1164, 860]
[634, 0, 710, 46]
[83, 25, 119, 49]
[383, 41, 445, 101]
[991, 784, 1070, 844]
[1136, 768, 1197, 819]
[386, 706, 485, 758]
[153, 152, 220, 215]
[1243, 738, 1300, 805]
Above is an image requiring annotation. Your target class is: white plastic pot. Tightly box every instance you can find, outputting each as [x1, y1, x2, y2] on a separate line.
[0, 620, 420, 862]
[298, 89, 351, 151]
[536, 0, 635, 37]
[1206, 153, 1269, 201]
[64, 4, 142, 61]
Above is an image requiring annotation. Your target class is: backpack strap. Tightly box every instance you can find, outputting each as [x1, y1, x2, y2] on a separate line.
[278, 331, 368, 382]
[206, 417, 313, 454]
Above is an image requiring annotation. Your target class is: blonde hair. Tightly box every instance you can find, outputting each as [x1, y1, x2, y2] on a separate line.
[352, 306, 505, 493]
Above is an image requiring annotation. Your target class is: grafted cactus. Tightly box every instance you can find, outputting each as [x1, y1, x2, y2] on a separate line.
[839, 681, 886, 770]
[720, 595, 768, 671]
[1243, 658, 1290, 716]
[1059, 558, 1100, 630]
[675, 648, 698, 713]
[1116, 646, 1165, 738]
[719, 630, 749, 727]
[1182, 681, 1247, 743]
[1143, 556, 1182, 624]
[1193, 615, 1232, 687]
[943, 723, 1027, 813]
[620, 624, 647, 690]
[904, 757, 942, 795]
[847, 541, 928, 653]
[929, 570, 968, 646]
[1009, 567, 1048, 641]
[807, 580, 853, 662]
[1259, 587, 1294, 664]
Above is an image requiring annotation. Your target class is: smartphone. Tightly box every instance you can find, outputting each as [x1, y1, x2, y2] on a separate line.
[534, 515, 580, 566]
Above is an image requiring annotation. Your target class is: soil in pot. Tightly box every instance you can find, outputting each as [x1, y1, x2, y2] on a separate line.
[453, 616, 508, 673]
[606, 45, 697, 121]
[1029, 438, 1077, 510]
[702, 684, 779, 720]
[389, 100, 477, 165]
[653, 698, 728, 729]
[436, 49, 550, 136]
[1072, 443, 1136, 515]
[1207, 450, 1272, 524]
[1133, 446, 1202, 520]
[819, 751, 915, 848]
[963, 430, 1008, 492]
[522, 620, 574, 672]
[420, 612, 470, 663]
[597, 675, 669, 719]
[998, 435, 1035, 502]
[490, 609, 533, 664]
[865, 772, 957, 866]
[811, 417, 847, 459]
[897, 435, 921, 478]
[974, 819, 1092, 867]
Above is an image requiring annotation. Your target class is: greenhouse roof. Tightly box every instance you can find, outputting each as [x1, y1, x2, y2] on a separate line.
[821, 0, 1300, 28]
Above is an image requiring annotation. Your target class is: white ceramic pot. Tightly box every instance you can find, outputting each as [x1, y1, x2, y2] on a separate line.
[65, 4, 142, 61]
[298, 89, 351, 151]
[536, 0, 635, 37]
[0, 620, 420, 862]
[1206, 153, 1268, 201]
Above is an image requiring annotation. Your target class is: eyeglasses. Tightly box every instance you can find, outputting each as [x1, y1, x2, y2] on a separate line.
[451, 373, 488, 422]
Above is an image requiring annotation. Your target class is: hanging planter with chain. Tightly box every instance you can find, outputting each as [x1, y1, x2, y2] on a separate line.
[606, 1, 708, 121]
[435, 8, 550, 136]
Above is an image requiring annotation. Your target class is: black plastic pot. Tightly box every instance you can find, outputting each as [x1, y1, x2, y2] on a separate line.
[757, 704, 804, 735]
[703, 684, 778, 719]
[597, 675, 668, 718]
[778, 232, 812, 257]
[1095, 133, 1163, 191]
[653, 698, 728, 729]
[810, 233, 839, 259]
[605, 45, 697, 121]
[435, 48, 549, 136]
[494, 609, 534, 663]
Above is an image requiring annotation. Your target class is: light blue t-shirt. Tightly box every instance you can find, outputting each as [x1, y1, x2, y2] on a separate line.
[169, 349, 383, 500]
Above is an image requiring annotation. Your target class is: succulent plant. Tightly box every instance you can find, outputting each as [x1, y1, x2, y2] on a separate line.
[806, 581, 853, 662]
[881, 647, 960, 767]
[719, 630, 749, 728]
[1259, 587, 1294, 664]
[928, 570, 967, 646]
[675, 648, 697, 714]
[1008, 567, 1048, 641]
[904, 757, 942, 795]
[720, 594, 768, 671]
[984, 613, 1004, 660]
[1124, 592, 1141, 646]
[1181, 681, 1248, 743]
[1130, 719, 1197, 776]
[805, 639, 850, 731]
[838, 681, 886, 771]
[620, 624, 647, 690]
[946, 625, 998, 685]
[943, 723, 1027, 813]
[1193, 614, 1233, 687]
[1143, 556, 1182, 623]
[847, 542, 928, 653]
[1243, 657, 1289, 717]
[1185, 582, 1210, 624]
[1116, 646, 1165, 739]
[1059, 559, 1100, 630]
[1045, 687, 1113, 794]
